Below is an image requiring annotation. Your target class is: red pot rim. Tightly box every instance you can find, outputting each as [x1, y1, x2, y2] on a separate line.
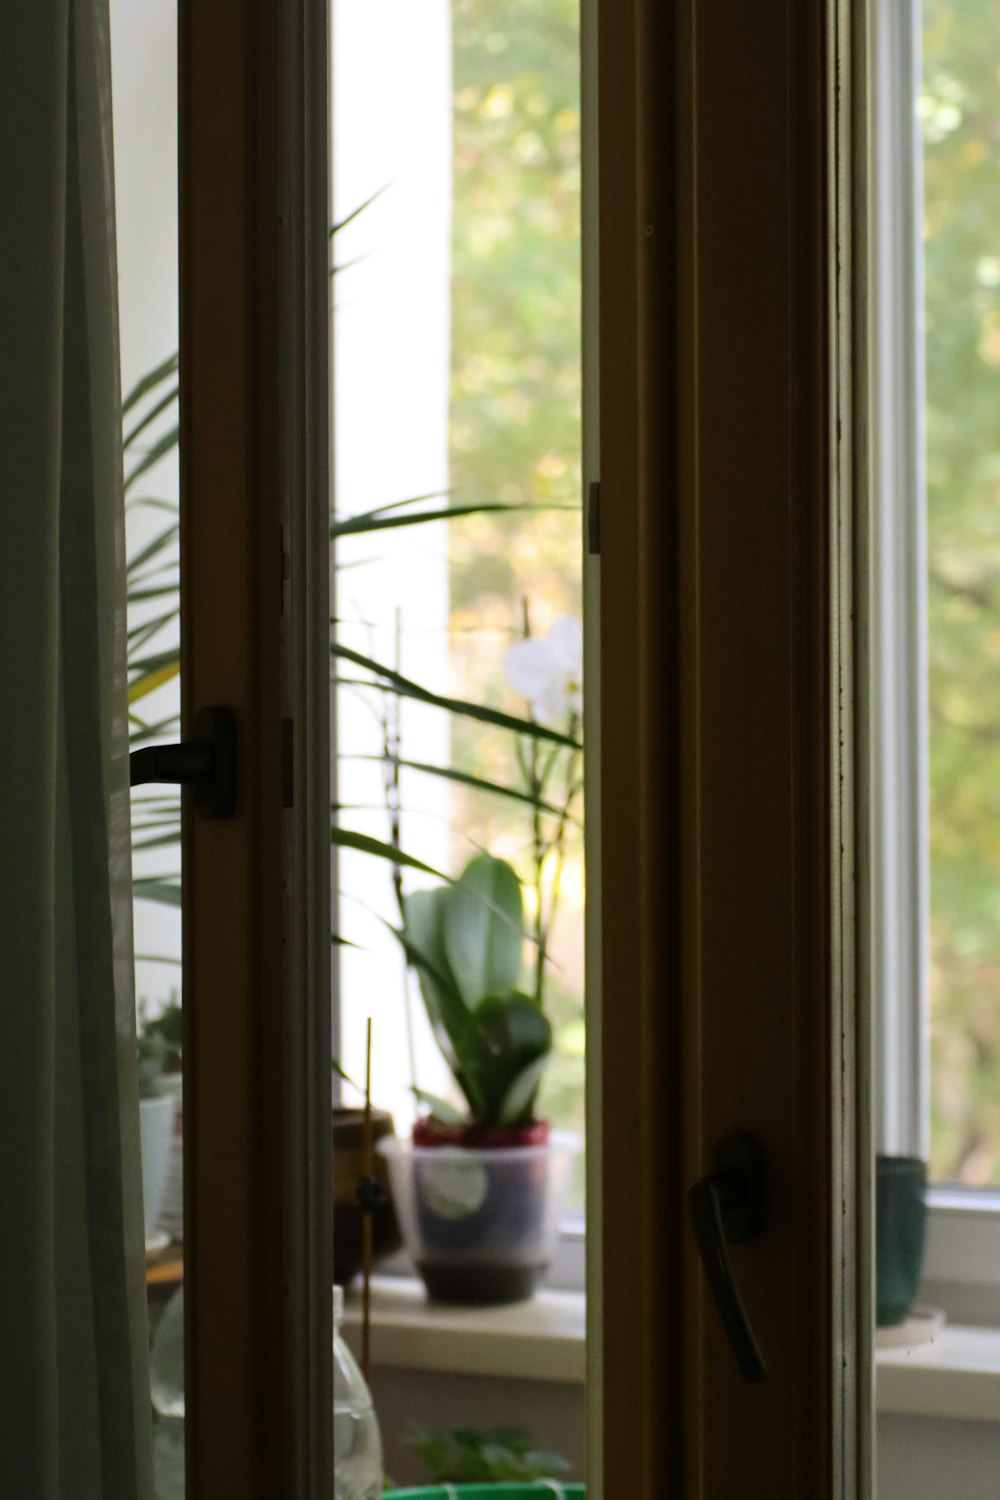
[411, 1116, 550, 1150]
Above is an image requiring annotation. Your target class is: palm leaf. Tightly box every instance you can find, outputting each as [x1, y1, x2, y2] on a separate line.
[126, 522, 178, 576]
[123, 385, 179, 451]
[333, 645, 581, 749]
[125, 425, 180, 491]
[122, 352, 178, 416]
[133, 879, 181, 907]
[128, 658, 180, 705]
[331, 828, 451, 881]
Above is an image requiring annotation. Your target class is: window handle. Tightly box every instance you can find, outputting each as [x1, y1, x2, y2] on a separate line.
[129, 705, 237, 819]
[688, 1132, 769, 1384]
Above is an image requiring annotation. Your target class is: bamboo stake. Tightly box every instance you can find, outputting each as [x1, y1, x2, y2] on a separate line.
[361, 1017, 373, 1383]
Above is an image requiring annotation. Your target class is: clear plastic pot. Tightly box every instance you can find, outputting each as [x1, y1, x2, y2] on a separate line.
[378, 1132, 579, 1305]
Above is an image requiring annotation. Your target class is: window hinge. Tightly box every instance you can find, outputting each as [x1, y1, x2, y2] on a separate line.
[587, 480, 601, 555]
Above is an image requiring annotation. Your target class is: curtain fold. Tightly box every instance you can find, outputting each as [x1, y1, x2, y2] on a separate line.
[0, 1, 153, 1496]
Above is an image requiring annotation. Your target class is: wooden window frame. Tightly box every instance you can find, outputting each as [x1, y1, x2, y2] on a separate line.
[179, 0, 332, 1496]
[177, 0, 870, 1493]
[591, 1, 868, 1495]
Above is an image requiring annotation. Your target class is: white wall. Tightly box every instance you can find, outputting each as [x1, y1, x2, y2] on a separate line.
[332, 0, 455, 1124]
[879, 1415, 1000, 1498]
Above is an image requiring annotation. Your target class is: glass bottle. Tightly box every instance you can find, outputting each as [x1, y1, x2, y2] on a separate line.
[334, 1285, 383, 1500]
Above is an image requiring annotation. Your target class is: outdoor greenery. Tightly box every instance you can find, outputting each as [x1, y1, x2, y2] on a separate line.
[923, 4, 1000, 1183]
[445, 0, 585, 1158]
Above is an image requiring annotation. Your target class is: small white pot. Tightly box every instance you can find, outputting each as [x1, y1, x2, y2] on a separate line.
[139, 1094, 176, 1244]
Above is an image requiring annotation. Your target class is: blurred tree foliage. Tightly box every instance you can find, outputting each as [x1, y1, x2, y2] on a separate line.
[923, 4, 1000, 1182]
[446, 0, 584, 1178]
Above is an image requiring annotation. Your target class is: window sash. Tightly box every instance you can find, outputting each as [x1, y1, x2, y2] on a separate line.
[869, 0, 930, 1162]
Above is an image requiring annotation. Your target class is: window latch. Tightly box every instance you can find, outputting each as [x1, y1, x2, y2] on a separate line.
[129, 704, 237, 819]
[688, 1132, 770, 1384]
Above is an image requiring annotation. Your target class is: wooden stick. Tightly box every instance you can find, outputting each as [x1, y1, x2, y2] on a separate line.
[361, 1017, 373, 1383]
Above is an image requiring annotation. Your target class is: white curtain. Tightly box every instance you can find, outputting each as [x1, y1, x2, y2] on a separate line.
[0, 0, 154, 1495]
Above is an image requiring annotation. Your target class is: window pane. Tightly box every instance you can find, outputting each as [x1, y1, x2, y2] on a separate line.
[332, 0, 585, 1227]
[923, 2, 1000, 1186]
[112, 1, 185, 1487]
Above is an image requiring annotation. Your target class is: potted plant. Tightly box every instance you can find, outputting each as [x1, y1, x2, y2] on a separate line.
[379, 851, 578, 1305]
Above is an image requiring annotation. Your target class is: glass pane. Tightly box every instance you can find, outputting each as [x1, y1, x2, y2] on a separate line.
[923, 3, 1000, 1187]
[111, 3, 185, 1491]
[331, 0, 586, 1484]
[872, 5, 1000, 1493]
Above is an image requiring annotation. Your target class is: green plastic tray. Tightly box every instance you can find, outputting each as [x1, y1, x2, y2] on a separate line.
[386, 1488, 585, 1499]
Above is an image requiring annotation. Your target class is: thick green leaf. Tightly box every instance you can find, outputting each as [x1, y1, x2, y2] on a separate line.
[397, 901, 482, 1116]
[401, 894, 462, 1028]
[496, 1055, 550, 1127]
[463, 994, 552, 1127]
[441, 855, 523, 1010]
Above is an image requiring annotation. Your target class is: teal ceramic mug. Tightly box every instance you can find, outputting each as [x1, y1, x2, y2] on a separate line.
[875, 1155, 927, 1327]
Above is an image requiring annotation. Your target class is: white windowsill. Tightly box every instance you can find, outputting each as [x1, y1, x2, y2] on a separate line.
[341, 1276, 586, 1384]
[344, 1277, 1000, 1422]
[877, 1325, 1000, 1423]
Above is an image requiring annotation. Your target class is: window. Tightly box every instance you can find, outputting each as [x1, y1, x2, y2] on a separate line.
[331, 0, 586, 1216]
[873, 0, 1000, 1306]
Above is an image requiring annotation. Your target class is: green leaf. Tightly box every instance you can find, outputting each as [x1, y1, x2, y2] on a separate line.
[131, 831, 182, 852]
[346, 754, 577, 819]
[330, 185, 388, 238]
[125, 425, 180, 491]
[123, 385, 179, 451]
[126, 522, 178, 576]
[497, 1054, 550, 1126]
[126, 583, 182, 603]
[128, 656, 181, 705]
[332, 502, 552, 538]
[122, 352, 178, 416]
[441, 855, 524, 1010]
[331, 828, 451, 881]
[333, 644, 581, 748]
[397, 902, 481, 1117]
[411, 1088, 464, 1122]
[331, 1058, 359, 1089]
[133, 879, 182, 907]
[465, 994, 552, 1127]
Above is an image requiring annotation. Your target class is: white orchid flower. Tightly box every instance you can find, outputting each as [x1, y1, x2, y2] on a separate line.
[502, 614, 583, 724]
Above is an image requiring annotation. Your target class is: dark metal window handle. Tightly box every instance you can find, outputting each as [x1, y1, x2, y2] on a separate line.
[688, 1132, 769, 1384]
[129, 704, 237, 819]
